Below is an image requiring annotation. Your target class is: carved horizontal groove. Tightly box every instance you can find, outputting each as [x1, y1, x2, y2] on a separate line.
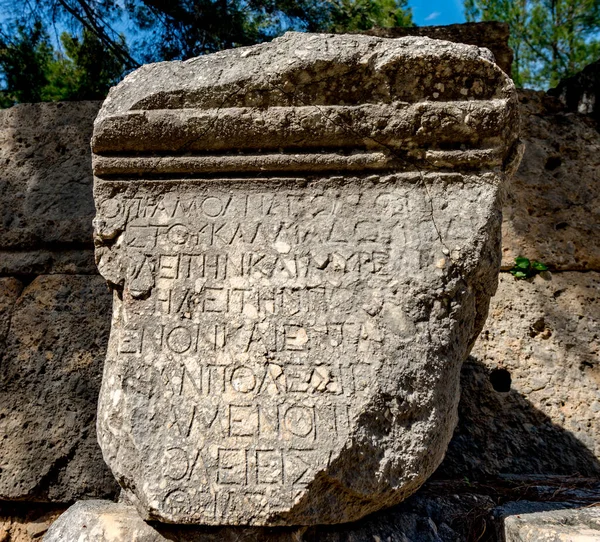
[92, 148, 503, 176]
[424, 148, 503, 167]
[92, 100, 511, 154]
[93, 152, 392, 175]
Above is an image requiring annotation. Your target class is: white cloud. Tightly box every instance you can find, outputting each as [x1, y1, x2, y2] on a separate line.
[425, 11, 441, 21]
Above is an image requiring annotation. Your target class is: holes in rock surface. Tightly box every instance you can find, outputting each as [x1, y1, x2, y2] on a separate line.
[529, 318, 552, 339]
[545, 155, 562, 170]
[490, 368, 511, 393]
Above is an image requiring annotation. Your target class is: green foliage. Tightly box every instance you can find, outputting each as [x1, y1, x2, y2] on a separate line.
[324, 0, 413, 33]
[55, 30, 126, 100]
[0, 0, 413, 106]
[465, 0, 600, 89]
[510, 256, 549, 279]
[0, 20, 126, 106]
[0, 21, 53, 107]
[128, 0, 413, 61]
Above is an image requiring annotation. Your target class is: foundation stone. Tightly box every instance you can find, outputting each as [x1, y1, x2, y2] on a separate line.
[504, 507, 600, 541]
[92, 32, 521, 525]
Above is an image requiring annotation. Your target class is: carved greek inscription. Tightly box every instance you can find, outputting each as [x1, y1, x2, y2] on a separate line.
[158, 445, 327, 491]
[110, 184, 407, 508]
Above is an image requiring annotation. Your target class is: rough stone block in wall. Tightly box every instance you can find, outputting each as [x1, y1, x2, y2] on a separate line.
[438, 272, 600, 479]
[0, 101, 100, 275]
[91, 32, 520, 525]
[502, 90, 600, 270]
[0, 274, 119, 501]
[548, 55, 600, 125]
[504, 507, 600, 541]
[0, 277, 23, 343]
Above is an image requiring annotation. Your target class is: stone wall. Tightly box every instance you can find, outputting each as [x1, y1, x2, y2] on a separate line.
[0, 64, 598, 542]
[441, 90, 600, 483]
[0, 103, 119, 517]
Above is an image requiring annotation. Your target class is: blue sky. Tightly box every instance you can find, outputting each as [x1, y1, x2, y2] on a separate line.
[1, 1, 468, 31]
[409, 0, 466, 26]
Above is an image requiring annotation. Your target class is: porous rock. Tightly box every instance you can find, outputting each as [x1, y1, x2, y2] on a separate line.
[0, 275, 118, 501]
[440, 272, 600, 479]
[92, 32, 520, 525]
[504, 506, 600, 542]
[0, 277, 23, 344]
[502, 90, 600, 270]
[366, 21, 513, 76]
[0, 101, 100, 275]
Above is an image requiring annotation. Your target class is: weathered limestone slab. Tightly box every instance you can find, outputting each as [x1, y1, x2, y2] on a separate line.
[439, 272, 600, 479]
[0, 275, 118, 501]
[0, 101, 100, 249]
[366, 21, 513, 75]
[0, 101, 100, 275]
[504, 507, 600, 541]
[92, 32, 520, 525]
[502, 90, 600, 270]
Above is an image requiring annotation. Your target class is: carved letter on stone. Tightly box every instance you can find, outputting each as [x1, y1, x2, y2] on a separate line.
[92, 32, 521, 525]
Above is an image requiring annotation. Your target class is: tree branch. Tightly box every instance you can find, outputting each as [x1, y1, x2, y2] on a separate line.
[55, 0, 139, 69]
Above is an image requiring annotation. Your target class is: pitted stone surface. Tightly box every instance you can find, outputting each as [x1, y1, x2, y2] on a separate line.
[0, 275, 118, 501]
[366, 21, 514, 76]
[92, 32, 520, 525]
[502, 90, 600, 270]
[504, 507, 600, 542]
[0, 102, 100, 249]
[41, 497, 484, 542]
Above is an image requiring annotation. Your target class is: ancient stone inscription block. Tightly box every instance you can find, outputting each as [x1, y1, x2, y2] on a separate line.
[92, 32, 521, 525]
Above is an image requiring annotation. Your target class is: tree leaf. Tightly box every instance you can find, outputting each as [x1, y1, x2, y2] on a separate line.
[515, 256, 531, 269]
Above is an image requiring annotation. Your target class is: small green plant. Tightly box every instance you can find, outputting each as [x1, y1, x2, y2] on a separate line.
[510, 256, 548, 279]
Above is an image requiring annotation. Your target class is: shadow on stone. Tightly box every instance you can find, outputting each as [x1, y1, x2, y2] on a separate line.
[437, 356, 600, 480]
[0, 275, 118, 502]
[42, 363, 600, 542]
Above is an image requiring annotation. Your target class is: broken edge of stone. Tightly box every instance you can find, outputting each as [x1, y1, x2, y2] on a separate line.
[91, 32, 522, 178]
[88, 32, 523, 527]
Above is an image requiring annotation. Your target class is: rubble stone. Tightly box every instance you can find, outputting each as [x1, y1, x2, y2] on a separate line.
[504, 506, 600, 541]
[42, 496, 486, 542]
[0, 503, 66, 542]
[92, 32, 520, 525]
